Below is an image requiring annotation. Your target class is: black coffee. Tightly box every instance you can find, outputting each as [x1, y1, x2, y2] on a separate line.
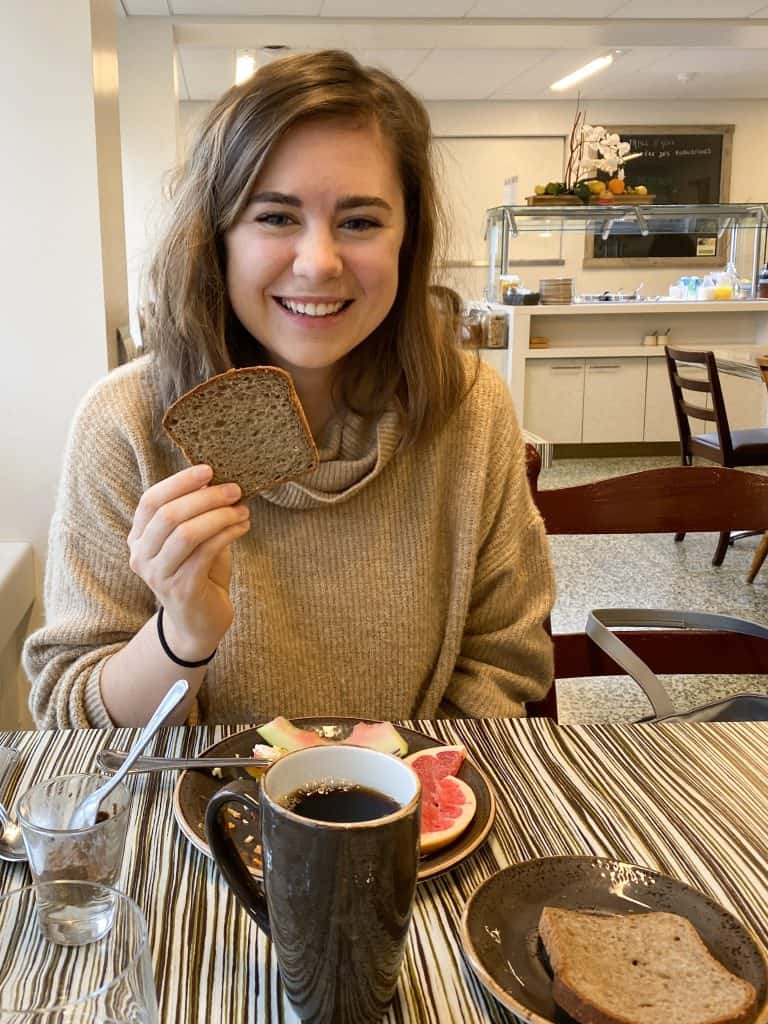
[283, 784, 400, 823]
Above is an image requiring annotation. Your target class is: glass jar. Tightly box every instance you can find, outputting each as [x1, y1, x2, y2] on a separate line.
[463, 307, 485, 348]
[484, 310, 508, 349]
[758, 265, 768, 300]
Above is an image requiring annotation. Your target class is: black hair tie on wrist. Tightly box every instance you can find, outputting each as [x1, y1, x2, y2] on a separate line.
[156, 606, 217, 668]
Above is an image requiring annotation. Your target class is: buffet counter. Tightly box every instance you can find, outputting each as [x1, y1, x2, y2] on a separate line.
[493, 300, 768, 446]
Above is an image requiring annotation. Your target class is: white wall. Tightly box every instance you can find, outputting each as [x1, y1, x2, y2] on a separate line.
[0, 0, 127, 727]
[178, 97, 768, 302]
[118, 18, 180, 346]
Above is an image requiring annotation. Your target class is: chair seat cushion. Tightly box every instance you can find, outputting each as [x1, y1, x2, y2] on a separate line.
[695, 429, 768, 462]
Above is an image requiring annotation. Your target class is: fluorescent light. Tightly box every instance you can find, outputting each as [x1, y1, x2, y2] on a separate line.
[235, 52, 256, 85]
[549, 54, 614, 92]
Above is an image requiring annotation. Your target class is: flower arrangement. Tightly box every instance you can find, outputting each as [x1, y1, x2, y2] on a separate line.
[532, 98, 647, 202]
[567, 122, 633, 188]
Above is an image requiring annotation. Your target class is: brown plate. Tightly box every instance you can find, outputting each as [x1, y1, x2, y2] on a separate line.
[173, 717, 495, 882]
[460, 856, 768, 1024]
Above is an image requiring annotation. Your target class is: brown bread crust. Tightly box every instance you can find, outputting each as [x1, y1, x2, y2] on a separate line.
[539, 907, 758, 1024]
[162, 366, 319, 500]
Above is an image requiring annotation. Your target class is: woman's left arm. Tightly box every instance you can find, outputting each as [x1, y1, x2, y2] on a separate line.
[440, 405, 555, 719]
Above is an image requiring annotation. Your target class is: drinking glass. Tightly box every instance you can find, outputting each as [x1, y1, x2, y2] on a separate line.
[16, 773, 130, 945]
[0, 881, 158, 1022]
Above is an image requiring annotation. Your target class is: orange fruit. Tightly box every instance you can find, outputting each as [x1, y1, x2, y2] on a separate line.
[607, 178, 626, 195]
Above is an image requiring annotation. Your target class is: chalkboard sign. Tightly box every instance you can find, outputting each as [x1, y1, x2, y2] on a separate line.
[586, 125, 733, 265]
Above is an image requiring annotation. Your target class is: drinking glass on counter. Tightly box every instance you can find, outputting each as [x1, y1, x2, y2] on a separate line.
[0, 881, 158, 1022]
[16, 773, 131, 945]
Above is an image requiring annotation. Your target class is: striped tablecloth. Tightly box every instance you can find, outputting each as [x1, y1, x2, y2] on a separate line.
[0, 717, 766, 1023]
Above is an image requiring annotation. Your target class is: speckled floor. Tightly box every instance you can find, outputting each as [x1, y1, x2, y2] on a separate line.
[538, 456, 768, 724]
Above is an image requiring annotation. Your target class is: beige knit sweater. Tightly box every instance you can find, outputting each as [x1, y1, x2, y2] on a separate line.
[24, 352, 555, 728]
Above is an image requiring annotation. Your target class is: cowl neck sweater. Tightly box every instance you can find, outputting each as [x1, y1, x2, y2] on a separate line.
[24, 352, 555, 728]
[261, 407, 403, 511]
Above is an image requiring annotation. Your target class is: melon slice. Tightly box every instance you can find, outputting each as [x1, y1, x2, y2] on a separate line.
[405, 745, 477, 855]
[255, 717, 408, 756]
[256, 716, 331, 751]
[342, 722, 408, 756]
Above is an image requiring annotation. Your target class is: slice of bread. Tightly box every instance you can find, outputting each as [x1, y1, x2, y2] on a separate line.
[538, 907, 757, 1024]
[162, 366, 318, 499]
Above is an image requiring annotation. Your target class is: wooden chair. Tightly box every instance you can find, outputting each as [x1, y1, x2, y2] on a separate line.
[524, 444, 768, 721]
[665, 345, 768, 566]
[747, 355, 768, 584]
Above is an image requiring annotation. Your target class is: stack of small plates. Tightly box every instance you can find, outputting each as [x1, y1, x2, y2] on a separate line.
[539, 278, 574, 305]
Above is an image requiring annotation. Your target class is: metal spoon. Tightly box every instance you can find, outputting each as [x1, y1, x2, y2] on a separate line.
[68, 678, 190, 830]
[96, 750, 278, 774]
[0, 748, 26, 862]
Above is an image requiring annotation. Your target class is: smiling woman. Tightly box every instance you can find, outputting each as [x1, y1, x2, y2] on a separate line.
[22, 50, 555, 730]
[223, 118, 406, 434]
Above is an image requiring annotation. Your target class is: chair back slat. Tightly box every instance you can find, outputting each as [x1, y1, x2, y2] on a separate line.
[673, 373, 710, 393]
[554, 631, 768, 679]
[680, 401, 716, 421]
[531, 464, 768, 535]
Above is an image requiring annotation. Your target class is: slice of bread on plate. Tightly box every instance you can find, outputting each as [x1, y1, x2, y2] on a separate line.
[163, 366, 318, 499]
[538, 906, 757, 1024]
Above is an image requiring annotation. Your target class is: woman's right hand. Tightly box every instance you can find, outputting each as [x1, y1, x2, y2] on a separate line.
[127, 464, 251, 661]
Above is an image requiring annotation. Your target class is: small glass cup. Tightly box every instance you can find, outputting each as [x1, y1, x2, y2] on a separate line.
[16, 773, 131, 945]
[0, 881, 158, 1022]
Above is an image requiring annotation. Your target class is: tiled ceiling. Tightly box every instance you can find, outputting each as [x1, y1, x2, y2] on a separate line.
[116, 1, 768, 100]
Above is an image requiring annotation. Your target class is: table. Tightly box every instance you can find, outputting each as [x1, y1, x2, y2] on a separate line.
[708, 346, 766, 383]
[1, 718, 766, 1023]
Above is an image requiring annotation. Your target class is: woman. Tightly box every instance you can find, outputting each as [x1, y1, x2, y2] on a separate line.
[24, 50, 555, 728]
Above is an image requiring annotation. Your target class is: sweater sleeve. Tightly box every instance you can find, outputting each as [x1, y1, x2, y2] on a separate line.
[23, 379, 155, 728]
[439, 389, 555, 719]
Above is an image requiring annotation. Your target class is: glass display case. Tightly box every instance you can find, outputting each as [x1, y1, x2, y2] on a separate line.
[484, 202, 768, 303]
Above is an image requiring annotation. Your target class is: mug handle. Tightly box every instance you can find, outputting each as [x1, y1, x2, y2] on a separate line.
[205, 779, 271, 935]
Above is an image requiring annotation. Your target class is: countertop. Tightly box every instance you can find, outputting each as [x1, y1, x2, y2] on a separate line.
[499, 300, 768, 316]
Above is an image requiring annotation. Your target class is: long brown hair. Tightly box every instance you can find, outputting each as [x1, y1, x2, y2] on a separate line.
[144, 49, 468, 444]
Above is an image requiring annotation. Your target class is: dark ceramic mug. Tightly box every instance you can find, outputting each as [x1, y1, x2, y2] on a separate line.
[205, 745, 422, 1024]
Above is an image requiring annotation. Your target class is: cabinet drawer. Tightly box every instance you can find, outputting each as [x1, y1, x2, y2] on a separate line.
[582, 358, 646, 443]
[524, 360, 585, 444]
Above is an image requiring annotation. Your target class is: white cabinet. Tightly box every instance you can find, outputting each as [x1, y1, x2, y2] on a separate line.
[521, 352, 768, 445]
[524, 359, 585, 443]
[582, 358, 646, 443]
[644, 358, 679, 442]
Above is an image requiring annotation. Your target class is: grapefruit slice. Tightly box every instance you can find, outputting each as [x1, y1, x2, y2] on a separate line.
[405, 745, 477, 855]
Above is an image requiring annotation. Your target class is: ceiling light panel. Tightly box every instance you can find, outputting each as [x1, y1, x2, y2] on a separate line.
[320, 0, 474, 15]
[467, 0, 623, 15]
[491, 48, 602, 97]
[171, 0, 322, 13]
